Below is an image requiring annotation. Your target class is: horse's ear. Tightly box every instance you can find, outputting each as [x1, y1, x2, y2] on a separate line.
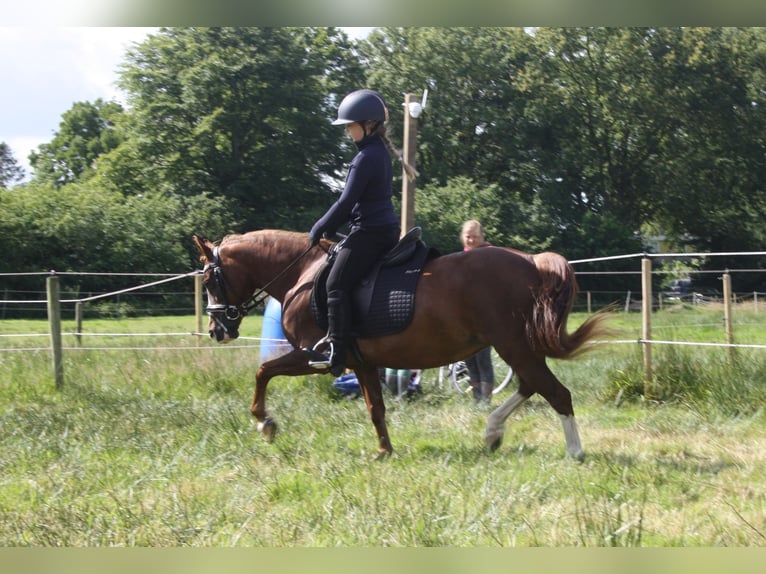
[192, 234, 213, 263]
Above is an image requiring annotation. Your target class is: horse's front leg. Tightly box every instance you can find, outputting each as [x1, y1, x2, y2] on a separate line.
[251, 365, 277, 442]
[355, 366, 393, 459]
[251, 349, 319, 443]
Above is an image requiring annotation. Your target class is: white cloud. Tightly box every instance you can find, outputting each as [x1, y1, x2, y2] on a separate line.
[0, 27, 156, 177]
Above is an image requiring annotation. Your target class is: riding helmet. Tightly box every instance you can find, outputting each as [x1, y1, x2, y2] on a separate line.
[332, 89, 389, 125]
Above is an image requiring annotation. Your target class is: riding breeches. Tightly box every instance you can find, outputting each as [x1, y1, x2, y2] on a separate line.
[325, 226, 400, 300]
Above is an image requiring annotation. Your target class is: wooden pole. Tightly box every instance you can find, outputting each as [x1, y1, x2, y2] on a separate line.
[46, 274, 64, 390]
[195, 273, 204, 346]
[722, 272, 734, 362]
[586, 291, 592, 314]
[75, 301, 83, 347]
[400, 93, 417, 237]
[641, 258, 653, 398]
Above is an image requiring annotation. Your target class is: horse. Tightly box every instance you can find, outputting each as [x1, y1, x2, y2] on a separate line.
[192, 229, 609, 460]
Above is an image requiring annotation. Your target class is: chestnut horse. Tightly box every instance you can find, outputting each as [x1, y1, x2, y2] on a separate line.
[193, 230, 608, 460]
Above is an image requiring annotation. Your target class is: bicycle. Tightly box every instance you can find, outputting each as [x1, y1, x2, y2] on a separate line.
[438, 347, 514, 396]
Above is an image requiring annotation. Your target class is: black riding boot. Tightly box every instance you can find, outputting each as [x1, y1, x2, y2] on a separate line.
[306, 290, 350, 377]
[326, 290, 350, 376]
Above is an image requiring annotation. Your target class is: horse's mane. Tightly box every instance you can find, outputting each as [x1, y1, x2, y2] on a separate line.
[221, 229, 306, 246]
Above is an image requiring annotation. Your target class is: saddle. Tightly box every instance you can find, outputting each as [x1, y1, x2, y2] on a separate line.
[310, 227, 439, 338]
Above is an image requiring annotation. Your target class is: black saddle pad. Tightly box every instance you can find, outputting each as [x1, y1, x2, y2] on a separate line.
[311, 238, 438, 338]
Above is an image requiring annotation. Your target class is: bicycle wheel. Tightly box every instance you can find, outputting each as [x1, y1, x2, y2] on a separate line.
[450, 348, 513, 395]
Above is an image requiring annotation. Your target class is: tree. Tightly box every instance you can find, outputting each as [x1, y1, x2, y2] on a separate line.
[649, 28, 766, 252]
[0, 142, 25, 188]
[362, 28, 536, 192]
[29, 99, 124, 186]
[363, 27, 766, 263]
[412, 176, 557, 254]
[106, 27, 365, 231]
[0, 180, 236, 304]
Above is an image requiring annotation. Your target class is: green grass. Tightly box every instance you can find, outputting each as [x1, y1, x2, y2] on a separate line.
[2, 307, 766, 546]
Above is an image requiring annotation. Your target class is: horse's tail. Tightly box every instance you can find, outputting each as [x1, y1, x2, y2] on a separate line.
[526, 252, 609, 359]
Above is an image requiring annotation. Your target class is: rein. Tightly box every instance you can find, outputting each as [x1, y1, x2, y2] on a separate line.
[205, 243, 314, 321]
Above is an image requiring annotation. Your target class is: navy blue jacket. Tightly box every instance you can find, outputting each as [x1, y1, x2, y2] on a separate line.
[310, 134, 398, 242]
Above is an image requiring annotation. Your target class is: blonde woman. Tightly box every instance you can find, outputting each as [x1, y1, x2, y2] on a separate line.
[460, 220, 495, 402]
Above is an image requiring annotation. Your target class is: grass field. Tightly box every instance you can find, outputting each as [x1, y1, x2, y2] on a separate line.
[1, 305, 766, 546]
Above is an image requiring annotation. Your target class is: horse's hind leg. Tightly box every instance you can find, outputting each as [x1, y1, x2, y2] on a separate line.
[525, 360, 584, 460]
[355, 366, 393, 459]
[486, 357, 584, 460]
[484, 389, 530, 451]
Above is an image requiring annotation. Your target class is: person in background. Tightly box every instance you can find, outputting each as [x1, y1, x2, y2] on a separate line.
[460, 219, 495, 403]
[384, 368, 422, 399]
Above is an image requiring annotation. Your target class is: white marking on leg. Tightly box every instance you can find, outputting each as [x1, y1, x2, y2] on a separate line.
[484, 390, 527, 444]
[559, 414, 584, 460]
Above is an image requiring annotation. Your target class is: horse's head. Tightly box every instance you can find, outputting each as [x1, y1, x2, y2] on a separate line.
[193, 234, 248, 343]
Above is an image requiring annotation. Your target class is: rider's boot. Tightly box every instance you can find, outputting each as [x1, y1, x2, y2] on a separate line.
[306, 290, 349, 377]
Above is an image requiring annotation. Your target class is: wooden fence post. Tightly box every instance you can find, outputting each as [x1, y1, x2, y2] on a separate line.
[641, 257, 653, 398]
[722, 272, 734, 363]
[195, 273, 203, 346]
[586, 291, 592, 314]
[46, 274, 64, 390]
[75, 301, 83, 347]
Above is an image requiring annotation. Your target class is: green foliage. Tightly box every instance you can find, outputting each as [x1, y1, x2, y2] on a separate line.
[363, 28, 536, 193]
[110, 27, 364, 231]
[413, 176, 554, 253]
[7, 27, 766, 297]
[0, 181, 235, 303]
[29, 99, 124, 187]
[364, 27, 766, 259]
[0, 142, 25, 188]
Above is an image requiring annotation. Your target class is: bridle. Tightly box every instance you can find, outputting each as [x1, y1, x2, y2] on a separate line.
[203, 243, 313, 336]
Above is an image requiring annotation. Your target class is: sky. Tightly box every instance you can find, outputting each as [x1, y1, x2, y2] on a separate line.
[0, 27, 374, 181]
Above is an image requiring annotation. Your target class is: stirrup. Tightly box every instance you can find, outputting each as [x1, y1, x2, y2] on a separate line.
[304, 337, 334, 369]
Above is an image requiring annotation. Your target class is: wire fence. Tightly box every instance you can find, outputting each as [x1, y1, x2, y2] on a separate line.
[2, 251, 766, 388]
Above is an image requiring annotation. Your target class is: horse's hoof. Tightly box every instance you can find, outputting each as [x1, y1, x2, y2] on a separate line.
[484, 431, 503, 452]
[257, 418, 278, 443]
[568, 450, 585, 462]
[373, 448, 393, 461]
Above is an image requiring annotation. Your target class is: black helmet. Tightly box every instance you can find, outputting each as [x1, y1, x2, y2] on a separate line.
[332, 89, 389, 125]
